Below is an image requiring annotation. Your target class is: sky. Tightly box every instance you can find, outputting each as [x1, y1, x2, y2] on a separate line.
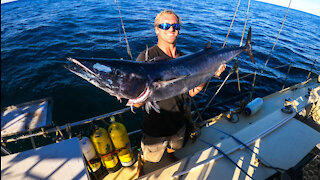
[256, 0, 320, 16]
[1, 0, 17, 4]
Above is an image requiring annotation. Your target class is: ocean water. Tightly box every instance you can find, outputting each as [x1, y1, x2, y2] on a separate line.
[1, 0, 320, 133]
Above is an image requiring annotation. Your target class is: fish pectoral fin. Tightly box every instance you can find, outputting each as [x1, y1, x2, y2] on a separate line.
[145, 101, 160, 114]
[152, 75, 189, 88]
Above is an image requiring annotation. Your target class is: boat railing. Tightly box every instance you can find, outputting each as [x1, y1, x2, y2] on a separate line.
[1, 107, 140, 145]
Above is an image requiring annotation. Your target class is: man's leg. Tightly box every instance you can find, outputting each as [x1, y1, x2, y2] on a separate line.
[167, 125, 186, 162]
[137, 134, 168, 177]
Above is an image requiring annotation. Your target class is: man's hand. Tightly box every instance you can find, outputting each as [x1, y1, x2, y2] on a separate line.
[189, 82, 206, 97]
[215, 64, 226, 77]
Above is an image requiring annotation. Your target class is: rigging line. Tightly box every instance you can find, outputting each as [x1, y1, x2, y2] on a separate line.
[307, 58, 317, 80]
[198, 91, 251, 111]
[260, 0, 291, 75]
[191, 96, 204, 122]
[223, 0, 242, 48]
[200, 0, 242, 101]
[282, 61, 292, 90]
[195, 63, 290, 104]
[115, 0, 133, 60]
[236, 0, 252, 94]
[198, 138, 255, 180]
[233, 0, 251, 101]
[195, 63, 237, 122]
[210, 64, 290, 89]
[248, 0, 290, 98]
[249, 71, 257, 101]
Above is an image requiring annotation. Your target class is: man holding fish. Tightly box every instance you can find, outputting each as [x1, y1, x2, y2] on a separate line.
[134, 10, 226, 176]
[66, 9, 254, 176]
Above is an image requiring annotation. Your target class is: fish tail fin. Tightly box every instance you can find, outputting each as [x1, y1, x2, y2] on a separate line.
[245, 27, 255, 64]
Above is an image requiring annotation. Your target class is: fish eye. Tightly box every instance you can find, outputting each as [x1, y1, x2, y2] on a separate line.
[114, 69, 121, 76]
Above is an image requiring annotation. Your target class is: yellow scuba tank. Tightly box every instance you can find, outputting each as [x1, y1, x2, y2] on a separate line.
[108, 116, 135, 167]
[90, 125, 121, 172]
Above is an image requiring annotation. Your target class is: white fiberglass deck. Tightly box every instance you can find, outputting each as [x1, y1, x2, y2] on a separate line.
[1, 138, 89, 180]
[137, 78, 320, 179]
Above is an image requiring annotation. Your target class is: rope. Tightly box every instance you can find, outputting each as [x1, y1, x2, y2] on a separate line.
[306, 58, 317, 80]
[246, 0, 291, 101]
[194, 63, 291, 114]
[100, 143, 129, 159]
[29, 131, 36, 149]
[236, 0, 252, 93]
[209, 126, 285, 172]
[260, 0, 291, 75]
[199, 0, 252, 118]
[115, 0, 133, 60]
[66, 123, 72, 139]
[249, 71, 257, 101]
[209, 63, 290, 90]
[223, 0, 242, 48]
[200, 0, 242, 100]
[41, 128, 47, 138]
[195, 63, 237, 121]
[198, 138, 255, 180]
[282, 62, 292, 90]
[56, 126, 65, 140]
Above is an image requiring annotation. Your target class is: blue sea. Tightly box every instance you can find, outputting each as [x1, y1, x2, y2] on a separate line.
[1, 0, 320, 133]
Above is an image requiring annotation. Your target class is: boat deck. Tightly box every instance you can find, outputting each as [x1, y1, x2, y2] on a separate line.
[1, 79, 319, 180]
[103, 78, 320, 179]
[1, 138, 89, 180]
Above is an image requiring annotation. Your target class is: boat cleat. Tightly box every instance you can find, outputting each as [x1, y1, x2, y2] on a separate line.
[281, 98, 298, 114]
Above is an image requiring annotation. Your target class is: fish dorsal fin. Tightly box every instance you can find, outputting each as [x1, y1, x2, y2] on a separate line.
[152, 75, 189, 88]
[206, 41, 211, 49]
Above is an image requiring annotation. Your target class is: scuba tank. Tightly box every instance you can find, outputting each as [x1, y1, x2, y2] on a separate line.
[80, 137, 102, 173]
[108, 116, 135, 167]
[90, 125, 121, 172]
[80, 137, 108, 179]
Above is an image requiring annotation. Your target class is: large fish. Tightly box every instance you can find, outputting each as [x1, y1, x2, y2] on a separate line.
[66, 27, 255, 113]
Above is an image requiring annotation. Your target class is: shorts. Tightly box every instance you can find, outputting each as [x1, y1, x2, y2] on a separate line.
[141, 125, 186, 163]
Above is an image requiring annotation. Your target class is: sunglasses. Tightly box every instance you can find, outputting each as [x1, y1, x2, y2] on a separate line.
[158, 23, 181, 30]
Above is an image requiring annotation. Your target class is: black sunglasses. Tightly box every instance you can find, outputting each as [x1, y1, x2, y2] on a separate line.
[158, 23, 181, 30]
